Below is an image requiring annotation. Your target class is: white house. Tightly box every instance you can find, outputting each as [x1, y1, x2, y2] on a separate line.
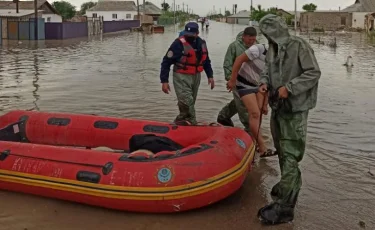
[342, 0, 375, 29]
[86, 1, 138, 21]
[0, 0, 62, 23]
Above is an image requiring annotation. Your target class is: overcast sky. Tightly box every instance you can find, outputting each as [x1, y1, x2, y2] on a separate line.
[69, 0, 356, 15]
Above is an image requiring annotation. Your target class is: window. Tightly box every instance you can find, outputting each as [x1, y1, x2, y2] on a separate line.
[93, 13, 97, 18]
[112, 14, 117, 19]
[47, 17, 51, 22]
[126, 14, 131, 19]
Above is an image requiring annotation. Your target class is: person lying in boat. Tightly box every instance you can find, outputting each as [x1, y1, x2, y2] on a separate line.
[226, 38, 275, 158]
[160, 22, 215, 125]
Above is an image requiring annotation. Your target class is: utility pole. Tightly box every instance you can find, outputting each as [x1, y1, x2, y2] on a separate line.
[14, 0, 19, 13]
[187, 4, 188, 14]
[251, 0, 253, 16]
[34, 0, 38, 40]
[137, 0, 139, 18]
[143, 0, 145, 16]
[173, 0, 176, 24]
[294, 0, 297, 34]
[182, 2, 184, 13]
[173, 0, 176, 31]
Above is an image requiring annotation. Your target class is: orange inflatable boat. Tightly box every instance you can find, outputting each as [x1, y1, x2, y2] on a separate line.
[0, 110, 255, 213]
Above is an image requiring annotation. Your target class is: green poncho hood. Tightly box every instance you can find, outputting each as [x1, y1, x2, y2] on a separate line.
[259, 14, 290, 46]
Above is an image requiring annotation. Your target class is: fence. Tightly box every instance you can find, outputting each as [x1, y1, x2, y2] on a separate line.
[45, 22, 88, 39]
[6, 18, 45, 40]
[44, 20, 140, 39]
[103, 20, 140, 33]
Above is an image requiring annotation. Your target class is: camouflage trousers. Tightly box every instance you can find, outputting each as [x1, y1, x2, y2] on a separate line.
[271, 109, 309, 206]
[217, 89, 250, 133]
[172, 72, 201, 125]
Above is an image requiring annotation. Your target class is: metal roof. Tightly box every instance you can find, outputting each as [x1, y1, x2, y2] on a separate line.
[227, 10, 250, 18]
[139, 2, 161, 15]
[0, 0, 58, 14]
[87, 1, 137, 11]
[342, 0, 375, 12]
[0, 9, 42, 17]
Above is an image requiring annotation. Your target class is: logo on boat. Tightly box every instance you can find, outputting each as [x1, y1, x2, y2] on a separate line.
[157, 167, 173, 183]
[236, 138, 246, 149]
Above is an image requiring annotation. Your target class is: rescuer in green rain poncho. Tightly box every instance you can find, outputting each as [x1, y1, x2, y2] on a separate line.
[256, 14, 321, 225]
[216, 29, 258, 132]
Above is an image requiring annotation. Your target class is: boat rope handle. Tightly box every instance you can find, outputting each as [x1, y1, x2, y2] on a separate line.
[0, 149, 114, 175]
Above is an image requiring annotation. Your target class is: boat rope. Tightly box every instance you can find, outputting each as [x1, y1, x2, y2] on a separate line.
[0, 150, 114, 175]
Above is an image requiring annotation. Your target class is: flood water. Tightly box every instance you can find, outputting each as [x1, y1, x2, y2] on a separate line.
[0, 21, 375, 230]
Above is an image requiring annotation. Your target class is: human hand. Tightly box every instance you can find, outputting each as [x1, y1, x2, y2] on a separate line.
[162, 83, 171, 94]
[208, 78, 215, 90]
[258, 84, 268, 94]
[278, 86, 288, 99]
[226, 79, 236, 92]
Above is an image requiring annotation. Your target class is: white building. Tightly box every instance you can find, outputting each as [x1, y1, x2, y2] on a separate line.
[342, 0, 375, 29]
[86, 1, 138, 21]
[0, 0, 62, 23]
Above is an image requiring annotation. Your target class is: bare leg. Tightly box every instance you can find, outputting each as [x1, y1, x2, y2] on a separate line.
[241, 93, 267, 153]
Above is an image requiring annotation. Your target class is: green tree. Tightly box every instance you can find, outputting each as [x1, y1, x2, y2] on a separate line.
[225, 10, 231, 17]
[250, 5, 280, 22]
[52, 1, 76, 20]
[302, 3, 317, 12]
[79, 1, 96, 16]
[161, 2, 170, 11]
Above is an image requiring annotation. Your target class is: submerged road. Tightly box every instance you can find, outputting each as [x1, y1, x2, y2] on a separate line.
[0, 21, 374, 229]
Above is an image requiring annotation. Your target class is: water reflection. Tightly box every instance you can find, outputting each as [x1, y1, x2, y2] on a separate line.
[32, 51, 40, 111]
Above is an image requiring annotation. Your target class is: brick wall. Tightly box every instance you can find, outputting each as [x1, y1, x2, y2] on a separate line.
[300, 12, 352, 31]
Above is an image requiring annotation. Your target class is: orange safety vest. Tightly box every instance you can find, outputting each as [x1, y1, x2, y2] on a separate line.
[173, 36, 208, 75]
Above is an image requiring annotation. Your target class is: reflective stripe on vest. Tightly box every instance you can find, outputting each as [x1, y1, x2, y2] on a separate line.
[173, 37, 208, 75]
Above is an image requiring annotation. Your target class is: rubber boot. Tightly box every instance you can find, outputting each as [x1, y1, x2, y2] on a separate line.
[216, 115, 234, 127]
[257, 202, 295, 225]
[270, 182, 281, 200]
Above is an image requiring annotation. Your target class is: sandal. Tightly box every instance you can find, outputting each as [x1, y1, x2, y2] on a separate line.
[259, 149, 278, 158]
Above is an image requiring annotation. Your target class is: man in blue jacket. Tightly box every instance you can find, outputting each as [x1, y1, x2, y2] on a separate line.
[160, 22, 215, 125]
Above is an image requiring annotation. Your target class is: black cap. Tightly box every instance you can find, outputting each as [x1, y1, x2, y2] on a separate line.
[243, 27, 257, 36]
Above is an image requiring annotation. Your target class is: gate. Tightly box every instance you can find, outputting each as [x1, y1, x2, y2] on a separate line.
[7, 21, 18, 40]
[0, 18, 2, 44]
[87, 16, 103, 36]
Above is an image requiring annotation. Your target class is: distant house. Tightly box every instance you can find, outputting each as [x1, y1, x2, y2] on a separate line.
[86, 1, 138, 21]
[300, 0, 375, 31]
[342, 0, 375, 28]
[300, 11, 351, 31]
[139, 1, 162, 21]
[275, 9, 296, 26]
[226, 10, 250, 25]
[0, 0, 62, 23]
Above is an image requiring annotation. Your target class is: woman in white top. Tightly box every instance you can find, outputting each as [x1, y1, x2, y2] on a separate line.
[227, 28, 275, 157]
